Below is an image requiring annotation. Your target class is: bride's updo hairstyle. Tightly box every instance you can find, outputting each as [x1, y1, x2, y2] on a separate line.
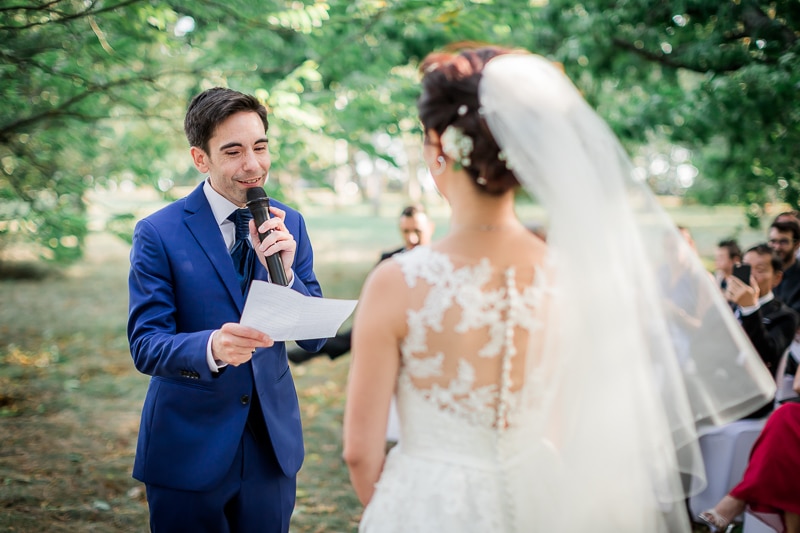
[418, 45, 520, 196]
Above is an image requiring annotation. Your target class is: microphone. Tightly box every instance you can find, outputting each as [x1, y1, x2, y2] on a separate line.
[246, 187, 289, 286]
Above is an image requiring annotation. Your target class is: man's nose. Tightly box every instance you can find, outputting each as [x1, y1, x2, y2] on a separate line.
[242, 149, 260, 170]
[407, 232, 420, 246]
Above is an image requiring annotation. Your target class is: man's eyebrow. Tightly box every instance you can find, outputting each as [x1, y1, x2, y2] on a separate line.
[218, 142, 243, 151]
[218, 138, 268, 152]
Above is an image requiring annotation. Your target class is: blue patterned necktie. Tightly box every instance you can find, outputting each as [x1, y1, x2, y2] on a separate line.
[227, 209, 254, 294]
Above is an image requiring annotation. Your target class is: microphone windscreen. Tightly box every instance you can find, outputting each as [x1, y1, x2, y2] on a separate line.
[246, 186, 268, 203]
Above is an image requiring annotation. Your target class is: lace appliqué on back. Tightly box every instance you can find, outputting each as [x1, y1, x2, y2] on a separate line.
[395, 247, 546, 429]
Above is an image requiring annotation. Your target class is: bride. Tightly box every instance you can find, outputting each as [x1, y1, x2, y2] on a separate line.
[342, 45, 776, 532]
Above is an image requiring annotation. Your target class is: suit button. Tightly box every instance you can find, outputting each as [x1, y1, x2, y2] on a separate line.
[240, 395, 249, 405]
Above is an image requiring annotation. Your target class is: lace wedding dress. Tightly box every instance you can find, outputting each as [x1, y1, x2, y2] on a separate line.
[359, 246, 556, 532]
[359, 53, 776, 532]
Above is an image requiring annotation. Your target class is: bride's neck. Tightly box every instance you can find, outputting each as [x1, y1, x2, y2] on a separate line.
[447, 188, 519, 234]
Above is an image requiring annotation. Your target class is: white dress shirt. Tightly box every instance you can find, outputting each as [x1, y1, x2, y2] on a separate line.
[202, 180, 296, 371]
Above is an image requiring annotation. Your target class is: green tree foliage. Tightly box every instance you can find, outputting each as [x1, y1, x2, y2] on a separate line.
[0, 0, 532, 263]
[2, 0, 797, 263]
[535, 1, 799, 224]
[1, 0, 195, 261]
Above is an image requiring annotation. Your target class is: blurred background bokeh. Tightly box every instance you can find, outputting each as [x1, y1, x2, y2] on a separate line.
[1, 1, 798, 531]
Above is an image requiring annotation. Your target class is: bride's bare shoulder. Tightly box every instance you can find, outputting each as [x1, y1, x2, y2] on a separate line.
[356, 258, 410, 334]
[528, 230, 548, 262]
[361, 256, 407, 297]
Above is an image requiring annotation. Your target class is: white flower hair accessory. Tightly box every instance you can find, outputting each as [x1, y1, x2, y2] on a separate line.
[440, 126, 474, 170]
[497, 149, 514, 171]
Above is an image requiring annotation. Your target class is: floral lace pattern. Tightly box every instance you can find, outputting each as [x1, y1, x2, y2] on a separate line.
[359, 246, 551, 532]
[397, 246, 546, 429]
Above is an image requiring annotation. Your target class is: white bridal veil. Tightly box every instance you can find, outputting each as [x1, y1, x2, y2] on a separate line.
[479, 54, 776, 532]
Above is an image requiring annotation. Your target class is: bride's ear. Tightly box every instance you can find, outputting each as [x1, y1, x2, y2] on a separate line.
[424, 129, 441, 148]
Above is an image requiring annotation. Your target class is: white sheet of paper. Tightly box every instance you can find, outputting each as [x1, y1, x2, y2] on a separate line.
[240, 280, 357, 341]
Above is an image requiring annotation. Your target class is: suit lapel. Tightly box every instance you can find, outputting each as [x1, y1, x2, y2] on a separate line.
[183, 183, 244, 308]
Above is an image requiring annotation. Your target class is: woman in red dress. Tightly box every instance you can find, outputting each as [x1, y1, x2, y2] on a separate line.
[700, 382, 800, 532]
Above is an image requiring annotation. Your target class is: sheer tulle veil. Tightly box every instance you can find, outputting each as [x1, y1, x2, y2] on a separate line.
[479, 54, 776, 531]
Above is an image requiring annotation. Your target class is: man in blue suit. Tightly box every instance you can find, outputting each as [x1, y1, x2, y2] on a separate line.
[127, 87, 325, 532]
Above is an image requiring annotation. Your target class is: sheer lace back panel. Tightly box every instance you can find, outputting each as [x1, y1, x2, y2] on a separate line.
[394, 246, 548, 436]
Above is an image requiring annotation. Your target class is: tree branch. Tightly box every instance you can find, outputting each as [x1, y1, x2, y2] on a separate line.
[0, 73, 157, 141]
[0, 0, 146, 31]
[612, 37, 749, 73]
[0, 0, 61, 14]
[740, 2, 797, 47]
[0, 62, 213, 144]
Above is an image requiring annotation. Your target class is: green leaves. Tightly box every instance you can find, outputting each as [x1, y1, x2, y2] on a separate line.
[267, 2, 331, 33]
[2, 0, 798, 265]
[538, 0, 799, 212]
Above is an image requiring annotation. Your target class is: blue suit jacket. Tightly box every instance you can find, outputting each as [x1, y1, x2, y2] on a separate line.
[127, 182, 325, 491]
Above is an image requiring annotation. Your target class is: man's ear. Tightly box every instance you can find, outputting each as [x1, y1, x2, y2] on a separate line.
[773, 270, 784, 289]
[190, 146, 210, 173]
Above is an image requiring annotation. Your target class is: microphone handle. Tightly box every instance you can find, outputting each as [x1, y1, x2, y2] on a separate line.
[249, 201, 289, 286]
[264, 240, 289, 286]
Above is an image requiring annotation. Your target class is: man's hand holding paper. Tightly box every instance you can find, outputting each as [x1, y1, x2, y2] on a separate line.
[241, 280, 358, 341]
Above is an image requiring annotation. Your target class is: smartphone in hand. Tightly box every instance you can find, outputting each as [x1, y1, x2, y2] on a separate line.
[732, 263, 751, 284]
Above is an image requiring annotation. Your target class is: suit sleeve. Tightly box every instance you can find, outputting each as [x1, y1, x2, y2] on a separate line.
[775, 282, 800, 317]
[287, 212, 326, 353]
[127, 219, 216, 380]
[784, 293, 800, 317]
[740, 306, 799, 377]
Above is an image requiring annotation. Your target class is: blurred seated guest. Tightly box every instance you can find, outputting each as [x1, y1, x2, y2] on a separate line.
[288, 204, 435, 364]
[768, 219, 800, 315]
[382, 204, 436, 261]
[699, 399, 800, 533]
[769, 219, 800, 389]
[715, 239, 742, 290]
[774, 211, 800, 262]
[724, 244, 799, 418]
[678, 224, 698, 253]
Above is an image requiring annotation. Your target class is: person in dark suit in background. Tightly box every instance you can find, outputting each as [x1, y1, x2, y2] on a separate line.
[715, 238, 742, 291]
[774, 211, 800, 262]
[769, 218, 800, 384]
[768, 219, 800, 314]
[725, 243, 799, 418]
[127, 87, 325, 532]
[378, 204, 436, 261]
[288, 204, 435, 365]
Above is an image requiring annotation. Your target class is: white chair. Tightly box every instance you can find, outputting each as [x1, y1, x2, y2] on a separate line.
[688, 418, 767, 520]
[691, 349, 793, 529]
[775, 347, 799, 406]
[743, 512, 776, 533]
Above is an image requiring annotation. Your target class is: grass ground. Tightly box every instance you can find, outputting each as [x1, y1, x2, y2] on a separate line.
[0, 196, 761, 532]
[0, 197, 405, 533]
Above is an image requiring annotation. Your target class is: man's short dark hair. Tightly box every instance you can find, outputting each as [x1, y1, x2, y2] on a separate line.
[770, 219, 800, 242]
[774, 210, 800, 223]
[400, 204, 426, 218]
[745, 243, 783, 273]
[184, 87, 268, 154]
[718, 239, 742, 261]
